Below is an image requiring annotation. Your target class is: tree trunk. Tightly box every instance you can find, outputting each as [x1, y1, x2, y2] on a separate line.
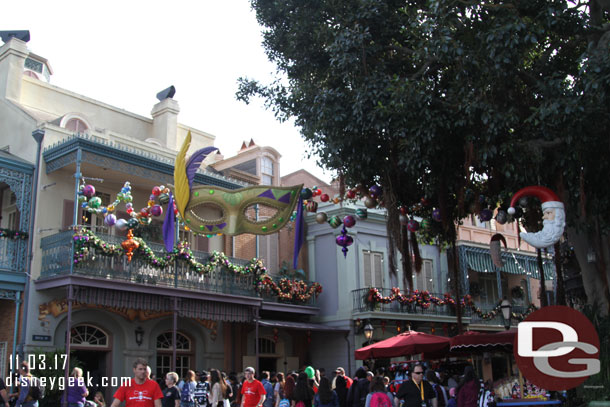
[449, 239, 463, 334]
[554, 242, 566, 306]
[537, 249, 548, 307]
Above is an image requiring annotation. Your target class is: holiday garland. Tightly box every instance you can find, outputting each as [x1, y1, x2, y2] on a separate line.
[0, 228, 28, 240]
[256, 275, 322, 302]
[366, 287, 537, 321]
[72, 228, 322, 303]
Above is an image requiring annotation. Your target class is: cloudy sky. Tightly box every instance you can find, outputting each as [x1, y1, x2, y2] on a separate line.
[4, 0, 334, 183]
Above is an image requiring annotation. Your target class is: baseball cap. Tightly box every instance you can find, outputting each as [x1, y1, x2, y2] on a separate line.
[244, 367, 255, 373]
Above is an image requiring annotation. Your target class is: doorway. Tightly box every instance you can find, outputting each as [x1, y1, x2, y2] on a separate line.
[258, 357, 277, 373]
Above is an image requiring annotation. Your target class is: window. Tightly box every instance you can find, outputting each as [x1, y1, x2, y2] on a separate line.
[65, 118, 89, 133]
[363, 251, 384, 288]
[0, 342, 6, 378]
[478, 275, 500, 306]
[257, 338, 276, 354]
[414, 259, 435, 292]
[156, 332, 192, 379]
[261, 157, 274, 185]
[71, 324, 109, 348]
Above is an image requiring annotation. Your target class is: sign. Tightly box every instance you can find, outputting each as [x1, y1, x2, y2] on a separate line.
[32, 335, 51, 342]
[515, 305, 600, 390]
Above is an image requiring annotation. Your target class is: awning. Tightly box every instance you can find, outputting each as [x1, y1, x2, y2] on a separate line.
[450, 329, 516, 353]
[460, 246, 553, 279]
[355, 331, 450, 360]
[257, 319, 349, 332]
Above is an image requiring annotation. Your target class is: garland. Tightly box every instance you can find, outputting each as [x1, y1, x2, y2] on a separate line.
[0, 228, 28, 240]
[72, 228, 322, 303]
[256, 275, 323, 302]
[365, 287, 537, 321]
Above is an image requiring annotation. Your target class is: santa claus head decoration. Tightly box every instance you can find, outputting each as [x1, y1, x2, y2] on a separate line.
[507, 186, 565, 248]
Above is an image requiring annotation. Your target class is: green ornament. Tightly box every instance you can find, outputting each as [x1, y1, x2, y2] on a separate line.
[194, 191, 200, 197]
[421, 218, 432, 231]
[328, 216, 342, 228]
[209, 189, 215, 195]
[356, 208, 368, 219]
[88, 197, 102, 209]
[127, 218, 139, 229]
[125, 195, 133, 203]
[262, 226, 268, 232]
[159, 193, 170, 205]
[300, 188, 313, 200]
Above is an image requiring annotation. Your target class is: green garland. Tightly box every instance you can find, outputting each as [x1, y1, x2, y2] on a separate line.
[73, 228, 267, 275]
[0, 228, 28, 240]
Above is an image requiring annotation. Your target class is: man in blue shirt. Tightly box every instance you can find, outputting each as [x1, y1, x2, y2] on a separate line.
[260, 372, 274, 407]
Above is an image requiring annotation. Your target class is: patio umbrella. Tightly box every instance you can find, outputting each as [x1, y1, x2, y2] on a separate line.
[449, 329, 516, 353]
[355, 330, 450, 360]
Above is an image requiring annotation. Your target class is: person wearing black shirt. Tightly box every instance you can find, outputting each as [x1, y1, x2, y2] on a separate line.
[395, 364, 437, 407]
[163, 372, 181, 407]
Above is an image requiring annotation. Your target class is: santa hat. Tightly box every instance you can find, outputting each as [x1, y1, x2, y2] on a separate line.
[507, 186, 564, 215]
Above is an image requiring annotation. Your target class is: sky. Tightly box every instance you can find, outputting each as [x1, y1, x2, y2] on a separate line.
[3, 1, 334, 184]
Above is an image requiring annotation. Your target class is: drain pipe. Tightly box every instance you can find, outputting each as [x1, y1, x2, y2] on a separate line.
[19, 129, 45, 356]
[344, 331, 351, 377]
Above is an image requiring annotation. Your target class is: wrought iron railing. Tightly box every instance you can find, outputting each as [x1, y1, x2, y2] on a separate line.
[0, 237, 28, 274]
[351, 288, 463, 317]
[468, 305, 527, 326]
[39, 231, 317, 306]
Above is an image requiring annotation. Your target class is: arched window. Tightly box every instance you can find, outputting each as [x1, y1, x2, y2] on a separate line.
[156, 332, 193, 379]
[65, 118, 89, 133]
[257, 337, 276, 355]
[70, 324, 109, 348]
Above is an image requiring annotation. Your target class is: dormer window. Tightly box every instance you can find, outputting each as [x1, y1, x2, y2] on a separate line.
[64, 118, 89, 134]
[261, 157, 274, 185]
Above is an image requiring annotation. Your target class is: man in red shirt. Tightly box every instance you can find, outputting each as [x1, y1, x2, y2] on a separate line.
[111, 358, 164, 407]
[240, 367, 266, 407]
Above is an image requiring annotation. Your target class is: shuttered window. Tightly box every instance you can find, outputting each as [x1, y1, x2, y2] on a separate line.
[415, 259, 435, 292]
[363, 251, 384, 288]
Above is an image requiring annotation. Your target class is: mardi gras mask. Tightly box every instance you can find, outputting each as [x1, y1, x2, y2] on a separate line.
[169, 132, 302, 237]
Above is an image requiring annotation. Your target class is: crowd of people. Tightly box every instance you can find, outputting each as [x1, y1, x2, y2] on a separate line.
[1, 358, 488, 407]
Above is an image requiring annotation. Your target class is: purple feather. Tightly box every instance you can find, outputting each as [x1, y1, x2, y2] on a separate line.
[163, 192, 176, 252]
[185, 147, 218, 188]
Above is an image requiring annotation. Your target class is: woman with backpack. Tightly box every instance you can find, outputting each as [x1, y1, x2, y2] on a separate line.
[313, 378, 338, 407]
[292, 373, 314, 407]
[364, 376, 392, 407]
[274, 373, 287, 407]
[210, 369, 228, 407]
[180, 370, 197, 407]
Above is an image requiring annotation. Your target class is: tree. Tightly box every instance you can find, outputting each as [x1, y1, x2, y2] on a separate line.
[237, 0, 610, 314]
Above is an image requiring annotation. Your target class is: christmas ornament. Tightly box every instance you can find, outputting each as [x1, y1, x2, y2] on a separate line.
[495, 209, 508, 225]
[116, 219, 128, 231]
[343, 215, 356, 228]
[399, 206, 408, 215]
[490, 233, 507, 268]
[306, 201, 318, 213]
[320, 193, 330, 202]
[369, 185, 382, 198]
[328, 216, 342, 229]
[89, 197, 102, 209]
[121, 229, 140, 262]
[421, 218, 432, 231]
[432, 208, 442, 222]
[82, 184, 96, 198]
[127, 218, 139, 229]
[479, 208, 493, 222]
[300, 188, 313, 200]
[346, 189, 356, 199]
[355, 208, 368, 220]
[507, 186, 565, 248]
[336, 226, 354, 257]
[104, 214, 117, 226]
[364, 197, 377, 209]
[158, 193, 170, 205]
[150, 205, 163, 217]
[315, 213, 328, 224]
[407, 220, 419, 232]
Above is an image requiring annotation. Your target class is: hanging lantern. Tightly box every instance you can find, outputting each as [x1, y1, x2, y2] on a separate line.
[336, 226, 354, 258]
[121, 229, 140, 262]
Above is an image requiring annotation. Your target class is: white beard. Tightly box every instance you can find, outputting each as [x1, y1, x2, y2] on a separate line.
[520, 217, 565, 249]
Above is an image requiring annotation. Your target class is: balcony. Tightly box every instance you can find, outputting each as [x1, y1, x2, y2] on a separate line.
[468, 304, 528, 328]
[39, 231, 318, 306]
[0, 237, 27, 274]
[351, 288, 470, 322]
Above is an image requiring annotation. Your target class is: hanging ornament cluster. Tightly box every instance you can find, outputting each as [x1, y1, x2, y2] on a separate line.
[0, 228, 28, 240]
[78, 181, 175, 230]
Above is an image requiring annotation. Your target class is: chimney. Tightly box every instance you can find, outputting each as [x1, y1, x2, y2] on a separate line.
[151, 97, 180, 150]
[0, 38, 29, 101]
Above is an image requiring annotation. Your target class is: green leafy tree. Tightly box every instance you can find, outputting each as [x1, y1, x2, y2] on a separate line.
[238, 0, 610, 314]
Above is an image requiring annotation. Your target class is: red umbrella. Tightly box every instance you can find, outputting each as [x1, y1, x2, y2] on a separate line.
[355, 330, 450, 360]
[449, 329, 516, 352]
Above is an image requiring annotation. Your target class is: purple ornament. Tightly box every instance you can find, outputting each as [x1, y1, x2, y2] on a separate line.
[479, 208, 493, 222]
[336, 226, 354, 258]
[407, 219, 419, 232]
[150, 205, 163, 217]
[104, 214, 117, 226]
[432, 208, 442, 222]
[82, 184, 96, 198]
[369, 185, 382, 198]
[343, 215, 356, 228]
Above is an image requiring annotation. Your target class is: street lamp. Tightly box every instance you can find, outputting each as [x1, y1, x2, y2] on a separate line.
[363, 323, 374, 342]
[500, 298, 512, 331]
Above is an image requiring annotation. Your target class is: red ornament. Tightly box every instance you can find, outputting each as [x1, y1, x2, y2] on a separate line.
[314, 189, 322, 196]
[140, 207, 150, 217]
[346, 189, 356, 199]
[320, 193, 330, 202]
[399, 206, 408, 215]
[152, 186, 162, 196]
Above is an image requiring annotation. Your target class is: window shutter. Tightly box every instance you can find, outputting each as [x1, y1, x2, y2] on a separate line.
[374, 253, 383, 288]
[363, 252, 372, 287]
[62, 199, 75, 231]
[424, 260, 434, 292]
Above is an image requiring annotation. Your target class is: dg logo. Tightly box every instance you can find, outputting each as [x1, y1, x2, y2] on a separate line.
[515, 305, 601, 390]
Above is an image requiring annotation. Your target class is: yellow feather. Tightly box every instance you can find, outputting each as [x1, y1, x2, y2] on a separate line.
[174, 131, 191, 217]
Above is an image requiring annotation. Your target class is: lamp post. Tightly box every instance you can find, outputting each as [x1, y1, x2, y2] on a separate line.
[363, 323, 374, 343]
[500, 298, 512, 331]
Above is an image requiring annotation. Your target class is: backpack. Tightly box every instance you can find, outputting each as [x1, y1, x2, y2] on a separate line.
[263, 380, 274, 405]
[279, 399, 291, 407]
[182, 382, 194, 403]
[369, 393, 392, 407]
[29, 377, 44, 401]
[295, 401, 306, 407]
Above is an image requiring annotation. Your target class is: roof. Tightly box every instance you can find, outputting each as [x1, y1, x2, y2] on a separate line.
[0, 150, 34, 172]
